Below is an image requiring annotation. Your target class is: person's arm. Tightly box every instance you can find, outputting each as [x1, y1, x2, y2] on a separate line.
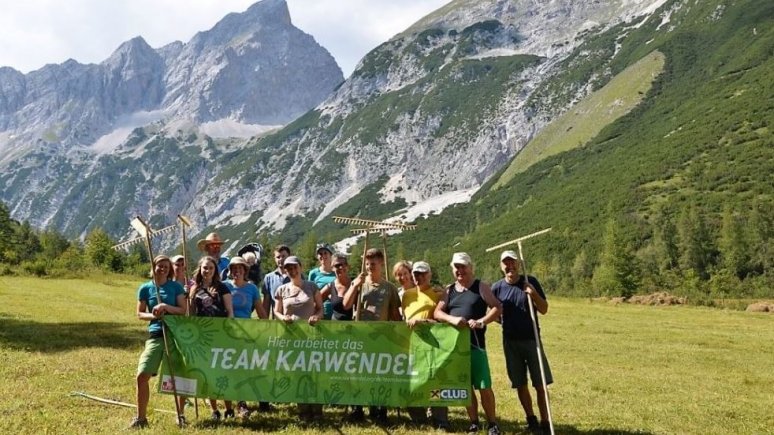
[525, 277, 548, 314]
[388, 286, 402, 321]
[470, 281, 502, 329]
[342, 272, 366, 310]
[433, 294, 466, 328]
[221, 285, 234, 318]
[309, 287, 323, 325]
[274, 295, 292, 323]
[320, 283, 332, 301]
[254, 289, 268, 319]
[137, 300, 155, 322]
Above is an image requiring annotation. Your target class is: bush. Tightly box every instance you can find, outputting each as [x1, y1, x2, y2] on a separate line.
[20, 260, 47, 277]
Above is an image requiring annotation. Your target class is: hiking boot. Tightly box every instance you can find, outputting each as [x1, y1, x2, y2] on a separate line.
[467, 421, 481, 433]
[176, 415, 187, 428]
[527, 415, 540, 432]
[237, 401, 251, 418]
[487, 422, 501, 435]
[211, 409, 221, 421]
[224, 408, 235, 419]
[128, 417, 148, 429]
[540, 421, 552, 434]
[258, 401, 275, 412]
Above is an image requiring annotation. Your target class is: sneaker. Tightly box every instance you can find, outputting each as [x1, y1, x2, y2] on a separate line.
[487, 422, 501, 435]
[467, 421, 481, 433]
[237, 402, 251, 418]
[527, 415, 540, 432]
[176, 415, 187, 428]
[224, 408, 235, 419]
[258, 401, 275, 412]
[211, 409, 221, 421]
[128, 417, 148, 429]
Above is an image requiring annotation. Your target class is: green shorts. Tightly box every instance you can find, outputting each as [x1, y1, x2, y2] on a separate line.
[470, 347, 492, 390]
[503, 338, 553, 388]
[136, 337, 180, 376]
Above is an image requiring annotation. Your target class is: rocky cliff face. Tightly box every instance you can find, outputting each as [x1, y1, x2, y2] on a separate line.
[0, 0, 342, 162]
[1, 0, 673, 247]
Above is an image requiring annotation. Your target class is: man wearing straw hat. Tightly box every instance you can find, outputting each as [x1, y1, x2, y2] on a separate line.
[492, 250, 552, 434]
[197, 232, 229, 280]
[434, 252, 502, 435]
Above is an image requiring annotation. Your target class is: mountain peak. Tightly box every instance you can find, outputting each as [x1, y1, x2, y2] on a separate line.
[245, 0, 291, 24]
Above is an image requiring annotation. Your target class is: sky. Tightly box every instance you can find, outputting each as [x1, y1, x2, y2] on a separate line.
[0, 0, 449, 77]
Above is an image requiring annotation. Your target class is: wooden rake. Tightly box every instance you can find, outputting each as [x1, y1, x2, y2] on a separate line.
[128, 216, 185, 427]
[332, 216, 416, 320]
[486, 228, 554, 435]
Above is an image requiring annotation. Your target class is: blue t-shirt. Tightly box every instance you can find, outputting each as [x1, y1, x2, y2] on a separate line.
[491, 275, 546, 341]
[137, 280, 186, 334]
[217, 256, 230, 280]
[225, 280, 261, 319]
[308, 267, 336, 319]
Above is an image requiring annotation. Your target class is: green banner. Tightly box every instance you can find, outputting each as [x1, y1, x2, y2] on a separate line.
[158, 316, 471, 406]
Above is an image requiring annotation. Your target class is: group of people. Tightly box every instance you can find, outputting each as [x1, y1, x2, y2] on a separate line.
[130, 232, 554, 434]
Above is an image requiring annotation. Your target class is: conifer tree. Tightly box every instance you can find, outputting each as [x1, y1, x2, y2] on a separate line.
[718, 205, 749, 279]
[677, 206, 715, 280]
[592, 216, 640, 297]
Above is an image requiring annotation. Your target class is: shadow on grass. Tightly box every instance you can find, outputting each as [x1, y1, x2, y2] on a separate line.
[175, 406, 655, 434]
[0, 316, 144, 352]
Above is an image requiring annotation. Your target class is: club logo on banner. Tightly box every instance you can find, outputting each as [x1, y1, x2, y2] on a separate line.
[159, 316, 471, 407]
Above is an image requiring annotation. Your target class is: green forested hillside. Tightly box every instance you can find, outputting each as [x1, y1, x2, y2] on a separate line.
[376, 0, 774, 300]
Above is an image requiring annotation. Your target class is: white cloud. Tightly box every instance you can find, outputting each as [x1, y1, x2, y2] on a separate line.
[0, 0, 448, 76]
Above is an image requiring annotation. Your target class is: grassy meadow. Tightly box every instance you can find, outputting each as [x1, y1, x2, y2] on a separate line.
[1, 275, 772, 434]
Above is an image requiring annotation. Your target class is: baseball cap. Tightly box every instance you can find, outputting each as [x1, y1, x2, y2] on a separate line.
[450, 252, 472, 266]
[412, 261, 431, 273]
[500, 250, 519, 262]
[283, 256, 301, 266]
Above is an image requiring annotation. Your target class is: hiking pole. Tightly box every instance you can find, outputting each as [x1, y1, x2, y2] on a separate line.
[176, 214, 198, 420]
[131, 216, 185, 427]
[516, 240, 555, 435]
[356, 231, 369, 321]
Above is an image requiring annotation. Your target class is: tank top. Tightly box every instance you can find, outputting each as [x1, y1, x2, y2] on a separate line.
[327, 280, 354, 321]
[445, 279, 488, 349]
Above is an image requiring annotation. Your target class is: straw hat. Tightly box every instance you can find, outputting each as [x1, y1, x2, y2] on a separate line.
[196, 232, 225, 252]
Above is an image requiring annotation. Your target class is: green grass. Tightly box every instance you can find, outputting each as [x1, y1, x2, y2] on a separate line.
[1, 275, 772, 434]
[495, 51, 666, 187]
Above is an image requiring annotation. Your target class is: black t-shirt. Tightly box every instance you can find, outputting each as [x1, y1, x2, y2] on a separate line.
[492, 275, 545, 341]
[327, 281, 353, 321]
[193, 282, 230, 317]
[444, 279, 488, 349]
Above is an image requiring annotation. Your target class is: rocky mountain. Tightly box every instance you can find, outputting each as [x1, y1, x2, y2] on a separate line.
[0, 0, 342, 162]
[6, 0, 765, 259]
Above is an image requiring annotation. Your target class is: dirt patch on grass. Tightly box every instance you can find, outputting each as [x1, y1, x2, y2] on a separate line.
[745, 302, 774, 313]
[628, 292, 686, 306]
[591, 292, 686, 306]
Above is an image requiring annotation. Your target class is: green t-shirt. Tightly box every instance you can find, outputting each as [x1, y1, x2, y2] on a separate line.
[359, 279, 400, 321]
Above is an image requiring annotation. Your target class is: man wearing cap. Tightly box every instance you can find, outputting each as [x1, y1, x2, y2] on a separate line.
[434, 252, 502, 435]
[197, 232, 229, 281]
[308, 243, 336, 320]
[401, 260, 449, 431]
[492, 251, 551, 434]
[342, 248, 401, 424]
[171, 255, 193, 289]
